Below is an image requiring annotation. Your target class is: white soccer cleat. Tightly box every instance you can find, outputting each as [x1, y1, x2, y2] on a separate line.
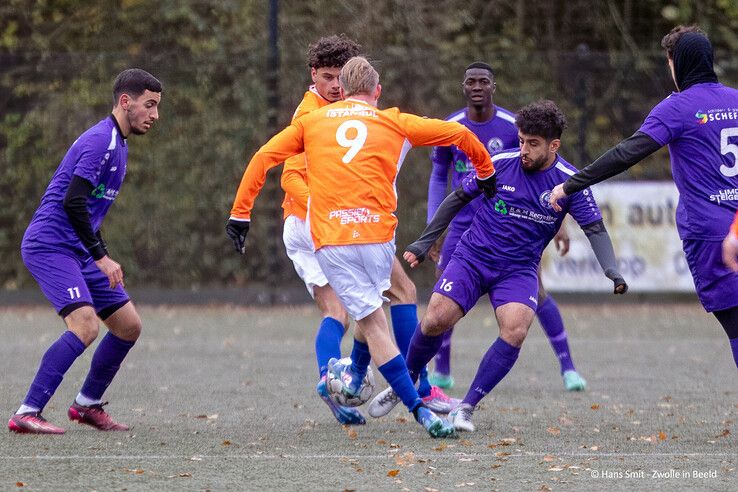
[448, 403, 475, 432]
[367, 386, 400, 418]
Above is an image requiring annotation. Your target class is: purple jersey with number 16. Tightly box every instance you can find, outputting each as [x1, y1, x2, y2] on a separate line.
[455, 150, 602, 268]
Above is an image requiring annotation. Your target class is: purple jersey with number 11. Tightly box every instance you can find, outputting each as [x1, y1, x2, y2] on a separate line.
[23, 116, 127, 254]
[455, 150, 602, 268]
[638, 82, 738, 239]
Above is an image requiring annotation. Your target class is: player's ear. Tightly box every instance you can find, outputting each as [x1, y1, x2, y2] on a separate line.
[117, 93, 131, 110]
[339, 86, 345, 100]
[374, 84, 382, 101]
[549, 138, 561, 153]
[310, 67, 318, 83]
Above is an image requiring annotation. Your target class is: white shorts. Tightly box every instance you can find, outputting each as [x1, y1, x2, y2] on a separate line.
[282, 215, 328, 297]
[315, 241, 395, 320]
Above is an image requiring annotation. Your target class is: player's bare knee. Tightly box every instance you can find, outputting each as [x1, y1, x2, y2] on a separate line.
[420, 309, 451, 337]
[500, 324, 528, 348]
[66, 310, 100, 346]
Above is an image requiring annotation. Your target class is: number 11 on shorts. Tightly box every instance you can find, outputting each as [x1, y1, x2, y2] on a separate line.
[67, 286, 81, 299]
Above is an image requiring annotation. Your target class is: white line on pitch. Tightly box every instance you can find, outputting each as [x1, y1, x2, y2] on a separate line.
[0, 452, 735, 460]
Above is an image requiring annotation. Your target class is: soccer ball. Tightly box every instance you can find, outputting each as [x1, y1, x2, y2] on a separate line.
[326, 357, 375, 407]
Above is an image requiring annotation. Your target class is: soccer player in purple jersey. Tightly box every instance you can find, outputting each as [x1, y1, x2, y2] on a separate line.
[550, 25, 738, 372]
[8, 69, 162, 434]
[371, 100, 627, 432]
[425, 63, 587, 394]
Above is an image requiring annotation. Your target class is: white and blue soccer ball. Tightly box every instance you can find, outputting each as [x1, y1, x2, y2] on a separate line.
[326, 357, 375, 407]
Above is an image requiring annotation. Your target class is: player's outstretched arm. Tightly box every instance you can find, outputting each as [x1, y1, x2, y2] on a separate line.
[404, 186, 476, 268]
[550, 132, 661, 212]
[581, 219, 627, 294]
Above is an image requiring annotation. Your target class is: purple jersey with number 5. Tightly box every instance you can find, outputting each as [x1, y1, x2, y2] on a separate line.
[455, 150, 602, 267]
[23, 116, 127, 254]
[638, 82, 738, 240]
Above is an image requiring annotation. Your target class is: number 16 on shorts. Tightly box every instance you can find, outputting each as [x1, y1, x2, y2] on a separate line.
[440, 279, 453, 292]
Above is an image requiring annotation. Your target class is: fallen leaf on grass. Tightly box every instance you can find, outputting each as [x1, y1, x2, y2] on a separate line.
[387, 469, 400, 477]
[15, 483, 24, 488]
[547, 427, 561, 436]
[394, 452, 416, 466]
[194, 414, 218, 420]
[658, 432, 667, 441]
[539, 485, 552, 491]
[495, 452, 511, 457]
[167, 473, 193, 478]
[222, 440, 232, 446]
[543, 455, 555, 462]
[590, 404, 600, 410]
[433, 443, 448, 451]
[716, 429, 731, 438]
[345, 427, 358, 440]
[548, 466, 564, 472]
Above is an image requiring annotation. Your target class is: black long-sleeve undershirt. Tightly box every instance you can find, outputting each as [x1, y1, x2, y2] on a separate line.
[62, 175, 107, 260]
[562, 131, 663, 195]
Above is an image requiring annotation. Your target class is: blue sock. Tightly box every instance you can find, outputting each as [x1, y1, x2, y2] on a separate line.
[349, 339, 371, 389]
[730, 338, 738, 369]
[537, 295, 575, 373]
[79, 332, 135, 402]
[23, 331, 86, 411]
[315, 317, 344, 377]
[463, 337, 520, 408]
[405, 324, 444, 386]
[377, 355, 422, 412]
[391, 305, 430, 396]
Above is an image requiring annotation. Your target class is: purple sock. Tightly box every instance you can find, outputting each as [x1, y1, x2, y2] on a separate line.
[405, 323, 444, 384]
[433, 328, 454, 375]
[731, 338, 738, 369]
[537, 295, 575, 373]
[463, 337, 520, 408]
[79, 332, 135, 401]
[23, 331, 86, 411]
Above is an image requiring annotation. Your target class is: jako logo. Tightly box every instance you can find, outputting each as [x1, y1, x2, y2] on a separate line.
[695, 110, 708, 124]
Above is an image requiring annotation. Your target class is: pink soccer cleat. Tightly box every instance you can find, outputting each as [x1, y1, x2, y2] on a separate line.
[8, 413, 66, 434]
[68, 401, 129, 431]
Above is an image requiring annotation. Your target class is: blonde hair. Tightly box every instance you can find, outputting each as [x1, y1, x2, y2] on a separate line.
[340, 56, 379, 97]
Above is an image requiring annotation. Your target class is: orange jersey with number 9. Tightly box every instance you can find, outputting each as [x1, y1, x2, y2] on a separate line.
[235, 98, 494, 249]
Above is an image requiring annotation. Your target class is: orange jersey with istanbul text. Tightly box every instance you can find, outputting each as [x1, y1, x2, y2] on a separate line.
[274, 98, 495, 249]
[230, 86, 329, 221]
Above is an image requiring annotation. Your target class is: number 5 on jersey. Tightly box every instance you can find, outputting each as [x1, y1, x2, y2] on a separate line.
[336, 120, 367, 163]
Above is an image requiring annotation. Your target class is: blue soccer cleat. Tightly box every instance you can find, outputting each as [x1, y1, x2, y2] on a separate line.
[316, 376, 366, 425]
[414, 406, 457, 438]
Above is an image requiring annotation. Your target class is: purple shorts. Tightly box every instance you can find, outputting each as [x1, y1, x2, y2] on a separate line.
[434, 255, 539, 313]
[683, 238, 738, 312]
[437, 225, 466, 272]
[21, 245, 129, 318]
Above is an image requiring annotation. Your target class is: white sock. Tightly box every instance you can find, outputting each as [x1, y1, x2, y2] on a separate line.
[16, 404, 40, 415]
[75, 392, 102, 407]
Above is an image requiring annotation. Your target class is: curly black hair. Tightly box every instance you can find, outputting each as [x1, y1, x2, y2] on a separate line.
[307, 34, 361, 69]
[515, 100, 567, 140]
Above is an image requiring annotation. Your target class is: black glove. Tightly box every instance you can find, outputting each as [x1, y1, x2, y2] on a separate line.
[226, 219, 250, 254]
[476, 173, 497, 199]
[605, 268, 628, 294]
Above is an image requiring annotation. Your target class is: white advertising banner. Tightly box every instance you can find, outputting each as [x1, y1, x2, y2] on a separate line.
[540, 181, 696, 292]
